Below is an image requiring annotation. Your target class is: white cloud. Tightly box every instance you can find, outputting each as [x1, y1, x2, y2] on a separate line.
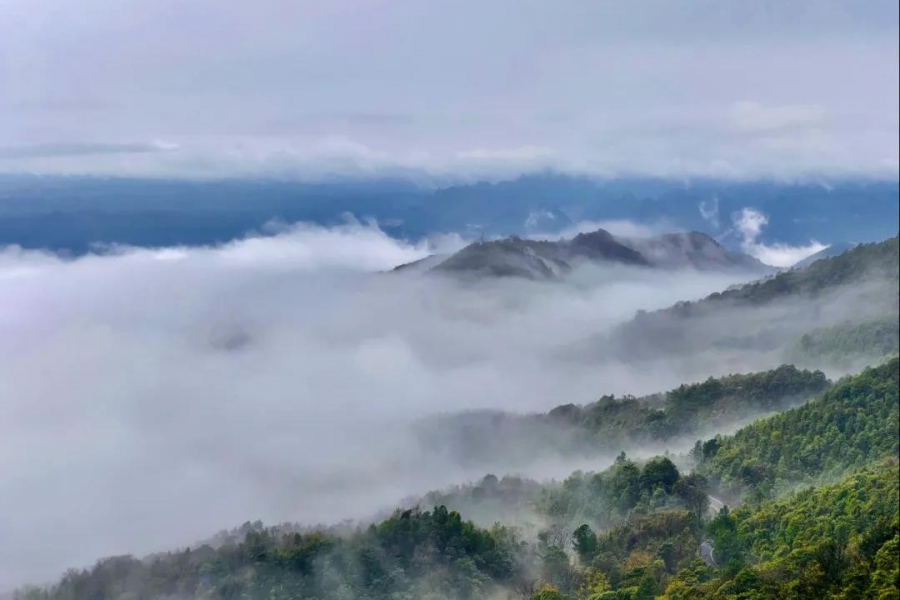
[698, 196, 720, 228]
[0, 223, 762, 589]
[209, 218, 463, 271]
[733, 207, 770, 240]
[732, 207, 828, 267]
[748, 240, 829, 268]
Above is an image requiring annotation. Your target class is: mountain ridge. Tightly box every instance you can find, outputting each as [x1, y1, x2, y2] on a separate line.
[609, 235, 900, 362]
[395, 228, 769, 280]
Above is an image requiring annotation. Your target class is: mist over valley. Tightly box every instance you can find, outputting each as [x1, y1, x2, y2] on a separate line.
[2, 1, 898, 598]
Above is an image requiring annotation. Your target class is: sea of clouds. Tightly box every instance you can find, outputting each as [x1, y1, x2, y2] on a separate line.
[0, 220, 764, 588]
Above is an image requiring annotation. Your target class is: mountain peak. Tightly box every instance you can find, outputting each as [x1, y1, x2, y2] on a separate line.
[397, 228, 768, 280]
[618, 230, 767, 271]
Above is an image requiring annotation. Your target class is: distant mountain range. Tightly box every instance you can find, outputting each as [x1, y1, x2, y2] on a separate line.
[396, 229, 768, 280]
[0, 174, 896, 254]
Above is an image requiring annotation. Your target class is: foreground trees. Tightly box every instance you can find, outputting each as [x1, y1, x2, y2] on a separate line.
[18, 359, 899, 600]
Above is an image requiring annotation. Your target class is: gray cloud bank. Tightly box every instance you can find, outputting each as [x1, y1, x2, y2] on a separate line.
[0, 221, 764, 589]
[0, 0, 897, 180]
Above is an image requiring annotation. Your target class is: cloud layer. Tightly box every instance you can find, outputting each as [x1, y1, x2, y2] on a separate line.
[0, 0, 897, 180]
[0, 222, 761, 589]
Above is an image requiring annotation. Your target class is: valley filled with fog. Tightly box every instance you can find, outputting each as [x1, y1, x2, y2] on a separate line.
[1, 220, 775, 586]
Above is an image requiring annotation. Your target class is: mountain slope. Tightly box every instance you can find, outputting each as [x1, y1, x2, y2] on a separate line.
[660, 461, 899, 600]
[523, 360, 900, 598]
[701, 235, 898, 305]
[18, 361, 900, 600]
[418, 361, 900, 599]
[696, 357, 900, 497]
[400, 228, 767, 280]
[792, 241, 857, 269]
[612, 236, 900, 362]
[23, 507, 523, 600]
[414, 365, 830, 472]
[618, 231, 765, 271]
[431, 230, 650, 279]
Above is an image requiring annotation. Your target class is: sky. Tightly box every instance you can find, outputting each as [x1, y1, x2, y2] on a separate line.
[1, 0, 898, 181]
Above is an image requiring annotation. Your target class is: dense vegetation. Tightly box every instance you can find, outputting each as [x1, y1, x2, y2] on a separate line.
[614, 236, 899, 362]
[16, 506, 525, 600]
[419, 365, 830, 467]
[790, 317, 899, 363]
[561, 365, 829, 442]
[697, 236, 899, 306]
[545, 359, 900, 600]
[525, 463, 900, 600]
[660, 461, 899, 600]
[18, 359, 897, 600]
[696, 358, 899, 500]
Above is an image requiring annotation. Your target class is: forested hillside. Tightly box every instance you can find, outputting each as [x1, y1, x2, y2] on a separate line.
[418, 365, 830, 467]
[517, 461, 899, 600]
[696, 358, 899, 500]
[686, 236, 898, 307]
[560, 364, 830, 443]
[660, 461, 899, 600]
[15, 507, 525, 600]
[612, 236, 900, 364]
[536, 359, 900, 600]
[789, 317, 900, 363]
[19, 359, 898, 600]
[421, 360, 900, 599]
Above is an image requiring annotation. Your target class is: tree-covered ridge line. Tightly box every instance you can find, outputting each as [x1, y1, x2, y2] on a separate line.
[695, 357, 899, 501]
[15, 506, 526, 600]
[417, 358, 900, 599]
[559, 364, 830, 436]
[417, 459, 900, 599]
[419, 364, 831, 468]
[412, 363, 845, 536]
[13, 454, 716, 600]
[523, 353, 899, 599]
[789, 316, 899, 363]
[610, 236, 899, 364]
[424, 238, 900, 480]
[684, 235, 898, 309]
[419, 358, 896, 541]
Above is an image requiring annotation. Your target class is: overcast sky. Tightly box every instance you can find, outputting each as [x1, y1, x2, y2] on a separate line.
[1, 0, 898, 181]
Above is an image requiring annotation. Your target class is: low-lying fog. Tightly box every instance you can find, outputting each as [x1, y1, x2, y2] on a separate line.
[0, 221, 819, 588]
